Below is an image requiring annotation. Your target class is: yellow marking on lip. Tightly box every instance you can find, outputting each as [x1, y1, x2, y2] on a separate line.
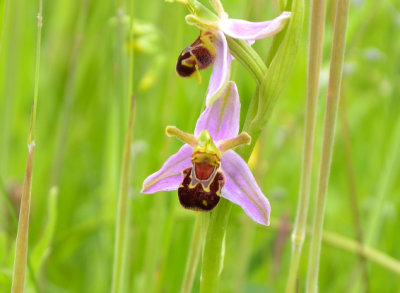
[191, 152, 220, 166]
[202, 200, 207, 206]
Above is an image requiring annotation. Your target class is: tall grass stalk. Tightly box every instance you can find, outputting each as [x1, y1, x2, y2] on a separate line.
[11, 0, 43, 292]
[111, 1, 135, 291]
[306, 0, 350, 291]
[111, 94, 135, 293]
[285, 0, 327, 290]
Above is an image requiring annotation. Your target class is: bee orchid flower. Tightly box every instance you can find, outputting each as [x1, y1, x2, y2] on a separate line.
[142, 82, 271, 225]
[175, 0, 291, 105]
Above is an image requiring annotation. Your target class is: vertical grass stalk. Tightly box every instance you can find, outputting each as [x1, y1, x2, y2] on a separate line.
[306, 0, 350, 291]
[111, 95, 135, 293]
[111, 1, 135, 291]
[11, 1, 43, 292]
[285, 0, 327, 291]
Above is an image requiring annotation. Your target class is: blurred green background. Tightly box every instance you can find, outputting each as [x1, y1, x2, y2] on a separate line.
[0, 0, 399, 292]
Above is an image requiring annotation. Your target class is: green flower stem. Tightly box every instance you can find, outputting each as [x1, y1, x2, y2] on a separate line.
[200, 199, 232, 293]
[285, 0, 327, 291]
[200, 0, 304, 291]
[111, 1, 135, 291]
[11, 1, 42, 292]
[180, 214, 203, 293]
[306, 0, 350, 291]
[226, 36, 267, 84]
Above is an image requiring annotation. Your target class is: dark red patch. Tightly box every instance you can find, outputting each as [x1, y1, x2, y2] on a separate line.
[176, 51, 196, 77]
[178, 167, 225, 211]
[195, 162, 215, 180]
[191, 46, 213, 69]
[176, 34, 215, 78]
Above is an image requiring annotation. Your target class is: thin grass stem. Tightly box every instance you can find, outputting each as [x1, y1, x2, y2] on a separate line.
[111, 1, 135, 291]
[285, 0, 327, 291]
[11, 1, 43, 292]
[306, 0, 350, 291]
[270, 218, 400, 276]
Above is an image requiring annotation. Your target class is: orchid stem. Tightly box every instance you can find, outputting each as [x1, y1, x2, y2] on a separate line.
[285, 0, 327, 290]
[200, 199, 232, 293]
[180, 214, 203, 293]
[306, 0, 350, 291]
[11, 1, 43, 292]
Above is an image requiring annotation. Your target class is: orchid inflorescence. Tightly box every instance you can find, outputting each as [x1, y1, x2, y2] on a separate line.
[142, 0, 291, 226]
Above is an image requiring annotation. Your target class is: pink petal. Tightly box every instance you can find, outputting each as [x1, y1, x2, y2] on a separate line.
[195, 81, 240, 141]
[205, 31, 231, 106]
[220, 11, 291, 41]
[220, 150, 271, 225]
[141, 144, 192, 194]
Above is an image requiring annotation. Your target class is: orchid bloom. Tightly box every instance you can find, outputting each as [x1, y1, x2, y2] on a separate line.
[175, 0, 291, 105]
[142, 82, 270, 225]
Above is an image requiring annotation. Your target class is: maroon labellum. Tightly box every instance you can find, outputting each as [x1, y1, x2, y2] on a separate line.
[176, 32, 216, 78]
[178, 163, 225, 212]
